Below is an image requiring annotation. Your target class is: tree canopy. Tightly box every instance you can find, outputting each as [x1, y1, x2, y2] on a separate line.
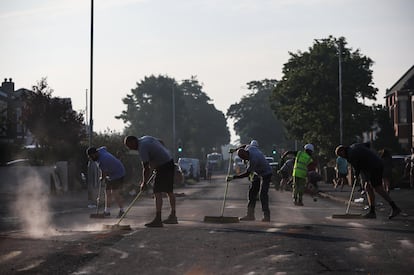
[270, 36, 378, 157]
[117, 75, 230, 159]
[22, 78, 86, 162]
[227, 79, 289, 155]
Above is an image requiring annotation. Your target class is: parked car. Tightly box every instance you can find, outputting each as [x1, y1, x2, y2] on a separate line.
[5, 159, 31, 166]
[233, 155, 246, 174]
[206, 152, 223, 171]
[265, 156, 279, 170]
[178, 158, 200, 181]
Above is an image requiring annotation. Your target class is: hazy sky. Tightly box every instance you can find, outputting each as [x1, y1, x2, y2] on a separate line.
[1, 0, 413, 140]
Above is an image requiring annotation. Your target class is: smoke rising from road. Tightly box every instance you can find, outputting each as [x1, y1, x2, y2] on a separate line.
[12, 169, 57, 238]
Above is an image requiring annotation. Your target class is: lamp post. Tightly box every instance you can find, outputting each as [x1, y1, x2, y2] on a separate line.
[89, 0, 94, 147]
[338, 41, 343, 145]
[172, 86, 176, 161]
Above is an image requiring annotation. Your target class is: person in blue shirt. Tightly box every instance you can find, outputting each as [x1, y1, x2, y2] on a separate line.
[87, 146, 126, 218]
[227, 140, 273, 222]
[335, 155, 348, 190]
[124, 135, 177, 227]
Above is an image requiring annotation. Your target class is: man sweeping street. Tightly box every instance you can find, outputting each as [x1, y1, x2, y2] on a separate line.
[335, 143, 401, 219]
[227, 140, 273, 222]
[124, 135, 177, 227]
[86, 146, 126, 218]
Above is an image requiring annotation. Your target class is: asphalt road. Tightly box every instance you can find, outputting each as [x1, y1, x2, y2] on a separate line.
[1, 175, 413, 274]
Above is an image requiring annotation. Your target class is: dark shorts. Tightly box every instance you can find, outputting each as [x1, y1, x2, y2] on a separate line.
[106, 177, 124, 190]
[154, 160, 174, 193]
[338, 172, 347, 178]
[368, 166, 383, 187]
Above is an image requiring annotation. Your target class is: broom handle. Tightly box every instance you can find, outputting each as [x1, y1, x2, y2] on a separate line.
[115, 171, 156, 225]
[220, 152, 233, 216]
[346, 177, 358, 214]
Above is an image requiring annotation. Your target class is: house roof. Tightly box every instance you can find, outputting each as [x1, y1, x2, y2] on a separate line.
[385, 65, 414, 97]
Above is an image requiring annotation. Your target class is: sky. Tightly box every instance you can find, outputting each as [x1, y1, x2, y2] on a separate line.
[1, 0, 413, 142]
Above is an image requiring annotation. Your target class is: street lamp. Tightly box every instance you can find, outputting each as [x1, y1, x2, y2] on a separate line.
[89, 0, 94, 147]
[172, 86, 176, 160]
[338, 41, 343, 145]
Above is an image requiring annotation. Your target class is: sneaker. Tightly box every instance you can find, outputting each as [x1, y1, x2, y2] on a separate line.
[363, 212, 376, 219]
[162, 215, 178, 224]
[104, 211, 111, 217]
[117, 210, 125, 218]
[239, 215, 255, 221]
[145, 218, 163, 227]
[262, 216, 270, 222]
[388, 207, 401, 219]
[297, 201, 304, 206]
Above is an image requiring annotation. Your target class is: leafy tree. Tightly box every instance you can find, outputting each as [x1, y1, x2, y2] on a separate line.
[22, 78, 86, 162]
[271, 36, 377, 157]
[117, 75, 230, 159]
[179, 76, 230, 157]
[227, 79, 288, 155]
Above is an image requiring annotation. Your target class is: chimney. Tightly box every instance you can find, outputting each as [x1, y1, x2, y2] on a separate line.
[1, 78, 15, 93]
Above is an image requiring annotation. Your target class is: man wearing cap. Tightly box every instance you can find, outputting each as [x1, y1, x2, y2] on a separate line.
[86, 146, 126, 217]
[282, 144, 314, 206]
[335, 143, 401, 219]
[124, 135, 177, 227]
[227, 140, 273, 222]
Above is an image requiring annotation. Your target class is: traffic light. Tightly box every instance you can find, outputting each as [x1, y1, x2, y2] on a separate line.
[272, 144, 277, 155]
[177, 142, 183, 153]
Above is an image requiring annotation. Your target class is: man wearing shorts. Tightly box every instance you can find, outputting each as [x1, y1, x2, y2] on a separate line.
[335, 155, 348, 190]
[124, 135, 177, 227]
[87, 146, 126, 218]
[335, 143, 401, 219]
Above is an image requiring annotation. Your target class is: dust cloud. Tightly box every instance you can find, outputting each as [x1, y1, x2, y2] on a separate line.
[12, 169, 58, 238]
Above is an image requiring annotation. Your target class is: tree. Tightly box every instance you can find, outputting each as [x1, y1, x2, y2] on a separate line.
[227, 79, 288, 155]
[179, 76, 230, 156]
[271, 36, 377, 157]
[22, 78, 86, 162]
[117, 75, 230, 159]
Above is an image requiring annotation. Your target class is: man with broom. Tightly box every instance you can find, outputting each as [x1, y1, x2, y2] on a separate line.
[86, 146, 126, 218]
[124, 135, 177, 227]
[227, 140, 273, 222]
[335, 143, 401, 219]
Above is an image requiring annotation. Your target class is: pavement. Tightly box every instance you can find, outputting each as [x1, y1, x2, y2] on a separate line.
[1, 179, 413, 233]
[52, 180, 414, 219]
[316, 181, 414, 218]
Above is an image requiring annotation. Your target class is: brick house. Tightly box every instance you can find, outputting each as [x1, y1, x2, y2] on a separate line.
[385, 65, 414, 150]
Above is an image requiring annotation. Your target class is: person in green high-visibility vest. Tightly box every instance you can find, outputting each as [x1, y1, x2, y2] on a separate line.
[282, 144, 314, 206]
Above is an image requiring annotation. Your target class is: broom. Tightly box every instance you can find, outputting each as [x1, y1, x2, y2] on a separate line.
[331, 177, 363, 219]
[204, 151, 240, 223]
[90, 178, 106, 218]
[103, 172, 156, 230]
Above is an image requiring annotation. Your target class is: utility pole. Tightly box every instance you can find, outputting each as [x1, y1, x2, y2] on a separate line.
[89, 0, 94, 147]
[338, 41, 343, 145]
[172, 86, 176, 161]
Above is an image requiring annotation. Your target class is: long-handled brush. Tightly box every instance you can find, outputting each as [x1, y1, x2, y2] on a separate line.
[103, 172, 156, 230]
[90, 179, 106, 218]
[204, 151, 240, 223]
[332, 177, 362, 219]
